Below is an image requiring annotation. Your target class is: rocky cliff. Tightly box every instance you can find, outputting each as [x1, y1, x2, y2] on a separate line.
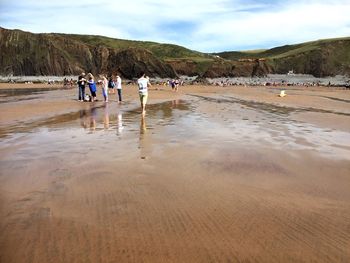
[0, 28, 176, 78]
[215, 38, 350, 77]
[1, 27, 349, 78]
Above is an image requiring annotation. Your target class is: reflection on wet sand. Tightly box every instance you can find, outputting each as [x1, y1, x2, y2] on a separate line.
[0, 87, 63, 97]
[116, 113, 123, 135]
[79, 109, 88, 129]
[103, 104, 109, 130]
[90, 107, 97, 131]
[171, 99, 179, 108]
[139, 114, 152, 160]
[0, 88, 349, 262]
[140, 114, 147, 135]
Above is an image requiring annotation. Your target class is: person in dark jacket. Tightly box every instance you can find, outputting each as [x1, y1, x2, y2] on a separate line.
[77, 72, 86, 101]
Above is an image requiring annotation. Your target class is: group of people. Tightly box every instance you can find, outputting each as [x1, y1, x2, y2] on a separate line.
[77, 72, 151, 114]
[78, 73, 122, 103]
[168, 79, 182, 91]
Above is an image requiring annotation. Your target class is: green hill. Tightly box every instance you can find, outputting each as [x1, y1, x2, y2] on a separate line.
[1, 27, 349, 78]
[59, 33, 209, 60]
[215, 37, 350, 77]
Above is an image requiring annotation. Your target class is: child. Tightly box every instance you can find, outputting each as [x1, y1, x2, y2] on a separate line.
[108, 77, 115, 94]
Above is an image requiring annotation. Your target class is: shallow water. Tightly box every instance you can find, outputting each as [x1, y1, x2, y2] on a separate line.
[1, 91, 350, 263]
[1, 94, 350, 161]
[0, 87, 65, 97]
[0, 86, 70, 104]
[1, 85, 350, 172]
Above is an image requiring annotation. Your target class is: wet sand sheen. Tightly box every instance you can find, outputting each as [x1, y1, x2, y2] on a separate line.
[0, 84, 350, 262]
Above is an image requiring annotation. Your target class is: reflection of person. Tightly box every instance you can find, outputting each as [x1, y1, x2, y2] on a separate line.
[87, 73, 97, 101]
[116, 74, 122, 102]
[79, 109, 88, 128]
[104, 104, 110, 129]
[90, 107, 97, 131]
[139, 115, 148, 159]
[140, 114, 147, 135]
[137, 72, 151, 115]
[77, 72, 86, 101]
[172, 99, 179, 108]
[138, 115, 154, 160]
[116, 112, 124, 135]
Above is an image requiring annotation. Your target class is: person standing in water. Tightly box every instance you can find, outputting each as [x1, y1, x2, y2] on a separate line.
[86, 73, 97, 101]
[108, 77, 115, 94]
[137, 73, 151, 114]
[116, 74, 122, 103]
[77, 72, 86, 101]
[101, 74, 109, 102]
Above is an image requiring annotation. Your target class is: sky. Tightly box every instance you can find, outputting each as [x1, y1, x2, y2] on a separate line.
[0, 0, 350, 52]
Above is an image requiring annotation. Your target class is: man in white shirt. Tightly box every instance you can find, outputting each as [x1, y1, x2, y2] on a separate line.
[137, 72, 151, 114]
[116, 74, 122, 102]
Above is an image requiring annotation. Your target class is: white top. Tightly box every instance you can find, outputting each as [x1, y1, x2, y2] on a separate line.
[102, 78, 108, 91]
[137, 77, 149, 94]
[116, 76, 122, 89]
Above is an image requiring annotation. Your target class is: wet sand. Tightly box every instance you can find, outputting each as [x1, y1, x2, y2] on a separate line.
[0, 83, 350, 262]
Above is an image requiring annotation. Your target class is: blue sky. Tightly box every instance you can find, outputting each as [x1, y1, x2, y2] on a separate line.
[1, 0, 350, 52]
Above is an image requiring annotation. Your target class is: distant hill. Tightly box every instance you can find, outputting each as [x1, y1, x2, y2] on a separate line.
[0, 27, 349, 78]
[214, 38, 350, 77]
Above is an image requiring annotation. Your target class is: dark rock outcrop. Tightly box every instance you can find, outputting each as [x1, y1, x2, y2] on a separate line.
[108, 48, 176, 79]
[202, 59, 271, 78]
[0, 27, 177, 78]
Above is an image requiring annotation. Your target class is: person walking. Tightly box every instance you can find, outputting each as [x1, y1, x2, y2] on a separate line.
[77, 72, 86, 101]
[116, 74, 122, 102]
[137, 73, 151, 115]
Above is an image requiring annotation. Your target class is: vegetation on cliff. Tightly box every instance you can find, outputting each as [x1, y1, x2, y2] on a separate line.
[1, 27, 349, 78]
[215, 37, 350, 77]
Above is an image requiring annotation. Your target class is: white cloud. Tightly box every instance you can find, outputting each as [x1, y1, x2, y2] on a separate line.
[1, 0, 350, 52]
[193, 1, 350, 51]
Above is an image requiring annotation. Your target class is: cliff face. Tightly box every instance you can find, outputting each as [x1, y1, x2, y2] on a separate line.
[162, 58, 272, 78]
[1, 27, 349, 78]
[216, 38, 350, 77]
[267, 40, 350, 77]
[0, 28, 177, 78]
[202, 60, 272, 78]
[1, 28, 86, 75]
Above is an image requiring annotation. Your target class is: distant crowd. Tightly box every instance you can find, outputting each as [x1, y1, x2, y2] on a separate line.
[77, 72, 156, 115]
[210, 79, 350, 88]
[4, 75, 349, 89]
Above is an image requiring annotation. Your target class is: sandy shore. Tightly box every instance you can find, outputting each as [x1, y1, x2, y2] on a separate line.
[1, 82, 350, 130]
[0, 83, 349, 262]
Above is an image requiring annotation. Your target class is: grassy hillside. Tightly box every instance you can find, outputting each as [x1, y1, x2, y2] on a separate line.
[0, 28, 177, 77]
[60, 33, 209, 60]
[215, 37, 350, 76]
[56, 32, 214, 76]
[1, 27, 349, 77]
[215, 37, 350, 60]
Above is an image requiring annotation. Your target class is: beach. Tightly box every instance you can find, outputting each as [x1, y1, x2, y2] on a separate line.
[0, 83, 349, 262]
